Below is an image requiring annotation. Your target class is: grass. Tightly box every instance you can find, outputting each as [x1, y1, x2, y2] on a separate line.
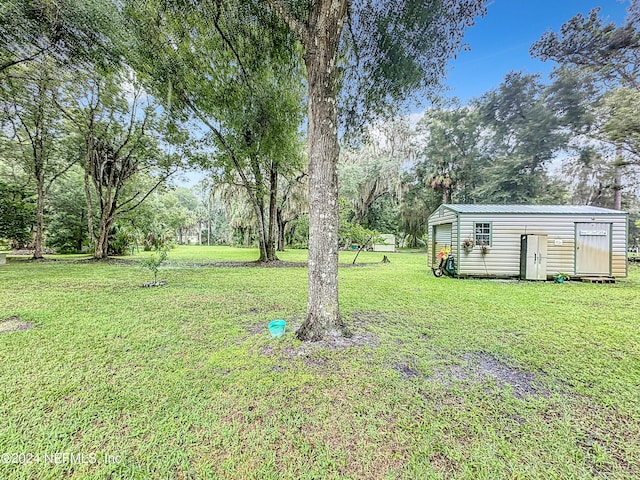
[0, 245, 639, 479]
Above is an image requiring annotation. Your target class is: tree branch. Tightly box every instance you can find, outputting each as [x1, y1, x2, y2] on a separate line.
[44, 159, 77, 194]
[0, 45, 54, 73]
[116, 167, 177, 215]
[264, 0, 309, 45]
[210, 3, 252, 92]
[180, 93, 254, 191]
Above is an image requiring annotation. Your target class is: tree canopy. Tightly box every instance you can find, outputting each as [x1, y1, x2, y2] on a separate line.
[0, 0, 124, 75]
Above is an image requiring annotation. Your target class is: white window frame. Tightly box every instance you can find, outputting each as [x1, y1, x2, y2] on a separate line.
[474, 222, 491, 246]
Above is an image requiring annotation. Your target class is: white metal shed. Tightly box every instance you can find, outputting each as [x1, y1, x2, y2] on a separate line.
[427, 204, 628, 279]
[373, 234, 396, 252]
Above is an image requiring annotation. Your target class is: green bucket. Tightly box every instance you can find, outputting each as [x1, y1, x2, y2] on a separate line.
[268, 320, 286, 338]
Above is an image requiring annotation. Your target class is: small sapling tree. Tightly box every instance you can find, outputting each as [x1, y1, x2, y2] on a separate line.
[139, 245, 169, 286]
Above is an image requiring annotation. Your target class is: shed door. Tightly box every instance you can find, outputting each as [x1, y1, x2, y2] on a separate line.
[435, 223, 452, 245]
[433, 223, 452, 266]
[575, 223, 611, 275]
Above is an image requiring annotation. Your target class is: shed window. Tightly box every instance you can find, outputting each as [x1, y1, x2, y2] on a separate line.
[474, 223, 491, 246]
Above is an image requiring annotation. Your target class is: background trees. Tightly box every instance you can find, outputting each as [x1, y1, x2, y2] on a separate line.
[0, 1, 187, 256]
[58, 69, 181, 259]
[531, 5, 640, 210]
[127, 0, 306, 263]
[473, 72, 570, 204]
[0, 0, 123, 75]
[0, 57, 74, 258]
[0, 180, 35, 247]
[415, 101, 484, 204]
[1, 1, 639, 319]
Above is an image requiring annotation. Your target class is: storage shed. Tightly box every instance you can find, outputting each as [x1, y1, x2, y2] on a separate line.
[428, 204, 628, 279]
[373, 234, 396, 252]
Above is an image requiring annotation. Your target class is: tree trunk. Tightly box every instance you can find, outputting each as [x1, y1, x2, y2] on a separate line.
[207, 194, 211, 246]
[32, 174, 45, 259]
[94, 210, 113, 259]
[266, 162, 279, 261]
[296, 1, 348, 341]
[93, 185, 117, 259]
[93, 231, 106, 259]
[245, 155, 270, 261]
[84, 128, 99, 257]
[94, 229, 108, 258]
[613, 146, 623, 211]
[442, 186, 451, 205]
[277, 207, 286, 252]
[255, 202, 269, 262]
[77, 211, 85, 253]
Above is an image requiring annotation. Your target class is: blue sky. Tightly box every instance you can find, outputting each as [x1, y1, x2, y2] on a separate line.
[445, 0, 630, 103]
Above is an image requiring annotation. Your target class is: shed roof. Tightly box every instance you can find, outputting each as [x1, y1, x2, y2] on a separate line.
[440, 204, 626, 215]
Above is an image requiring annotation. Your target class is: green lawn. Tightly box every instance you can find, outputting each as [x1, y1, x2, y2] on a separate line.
[0, 246, 639, 479]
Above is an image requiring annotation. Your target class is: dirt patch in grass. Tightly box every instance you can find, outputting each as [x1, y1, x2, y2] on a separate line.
[176, 260, 308, 268]
[74, 257, 136, 265]
[308, 330, 379, 350]
[68, 258, 386, 269]
[394, 363, 422, 379]
[260, 332, 379, 358]
[286, 332, 379, 371]
[0, 315, 34, 334]
[393, 352, 547, 398]
[140, 281, 167, 288]
[257, 319, 379, 372]
[172, 260, 385, 268]
[253, 314, 380, 349]
[433, 352, 546, 398]
[247, 323, 265, 336]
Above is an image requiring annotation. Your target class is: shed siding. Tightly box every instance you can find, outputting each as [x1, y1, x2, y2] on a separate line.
[453, 213, 627, 278]
[611, 218, 627, 277]
[457, 215, 570, 277]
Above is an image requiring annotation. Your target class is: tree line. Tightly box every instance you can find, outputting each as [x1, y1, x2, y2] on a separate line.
[337, 5, 640, 248]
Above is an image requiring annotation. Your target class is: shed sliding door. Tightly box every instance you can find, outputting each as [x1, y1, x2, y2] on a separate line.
[575, 223, 611, 275]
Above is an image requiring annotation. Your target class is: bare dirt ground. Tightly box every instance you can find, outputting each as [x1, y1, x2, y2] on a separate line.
[0, 315, 34, 334]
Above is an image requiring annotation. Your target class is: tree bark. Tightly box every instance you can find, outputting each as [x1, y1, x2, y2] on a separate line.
[614, 146, 623, 210]
[249, 155, 270, 262]
[33, 173, 45, 259]
[30, 100, 46, 260]
[296, 0, 348, 341]
[77, 211, 85, 252]
[207, 193, 212, 246]
[94, 203, 115, 259]
[277, 208, 286, 252]
[266, 161, 279, 260]
[256, 202, 268, 261]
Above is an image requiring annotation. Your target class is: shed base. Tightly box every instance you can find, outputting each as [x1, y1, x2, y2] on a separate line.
[580, 277, 616, 284]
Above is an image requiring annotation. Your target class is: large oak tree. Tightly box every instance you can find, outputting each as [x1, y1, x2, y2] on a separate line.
[264, 0, 486, 340]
